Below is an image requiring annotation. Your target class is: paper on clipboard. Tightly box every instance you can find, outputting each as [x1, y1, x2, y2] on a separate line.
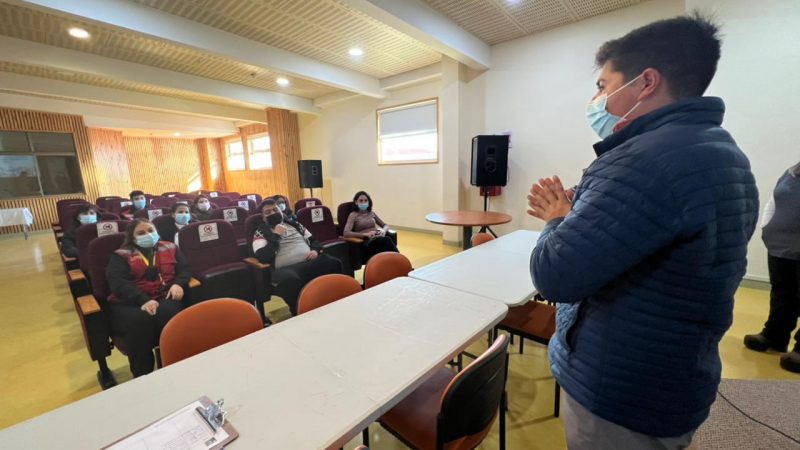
[105, 400, 229, 450]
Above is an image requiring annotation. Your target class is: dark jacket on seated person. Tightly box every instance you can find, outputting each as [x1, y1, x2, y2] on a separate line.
[106, 241, 191, 306]
[60, 227, 79, 258]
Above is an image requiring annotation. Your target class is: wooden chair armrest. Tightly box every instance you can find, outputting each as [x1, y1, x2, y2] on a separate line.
[189, 278, 201, 288]
[76, 295, 102, 315]
[55, 232, 64, 239]
[243, 257, 270, 270]
[61, 253, 76, 263]
[67, 269, 86, 282]
[342, 237, 364, 244]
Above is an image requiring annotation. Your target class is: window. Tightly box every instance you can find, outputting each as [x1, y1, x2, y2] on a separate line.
[0, 131, 84, 199]
[225, 139, 245, 171]
[247, 134, 272, 170]
[377, 99, 438, 164]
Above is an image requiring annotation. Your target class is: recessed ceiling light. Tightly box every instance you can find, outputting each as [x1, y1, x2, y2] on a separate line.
[348, 47, 364, 57]
[276, 77, 290, 86]
[173, 132, 181, 137]
[68, 27, 90, 39]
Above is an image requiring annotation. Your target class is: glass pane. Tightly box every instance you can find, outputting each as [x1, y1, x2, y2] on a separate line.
[227, 141, 245, 171]
[0, 155, 41, 198]
[28, 132, 76, 153]
[379, 101, 436, 137]
[0, 132, 30, 152]
[37, 155, 83, 195]
[379, 132, 438, 163]
[250, 151, 272, 169]
[250, 136, 270, 151]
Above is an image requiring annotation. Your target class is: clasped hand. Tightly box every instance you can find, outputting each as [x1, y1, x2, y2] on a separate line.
[527, 175, 573, 222]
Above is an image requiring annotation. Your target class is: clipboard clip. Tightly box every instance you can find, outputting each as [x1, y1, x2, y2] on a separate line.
[197, 398, 227, 432]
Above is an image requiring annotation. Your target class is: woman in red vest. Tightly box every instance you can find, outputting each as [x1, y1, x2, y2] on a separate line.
[106, 218, 191, 377]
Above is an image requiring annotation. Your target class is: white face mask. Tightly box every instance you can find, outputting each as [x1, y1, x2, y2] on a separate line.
[198, 202, 210, 211]
[586, 74, 643, 139]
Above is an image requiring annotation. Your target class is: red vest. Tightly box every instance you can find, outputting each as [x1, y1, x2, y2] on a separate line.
[112, 242, 178, 302]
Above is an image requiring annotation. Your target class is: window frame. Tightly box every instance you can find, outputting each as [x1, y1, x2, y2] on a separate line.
[376, 97, 439, 166]
[246, 133, 273, 171]
[224, 137, 246, 172]
[0, 130, 85, 199]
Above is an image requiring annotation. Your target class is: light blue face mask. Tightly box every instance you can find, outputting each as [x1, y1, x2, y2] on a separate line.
[586, 74, 643, 139]
[174, 213, 191, 225]
[357, 203, 369, 212]
[136, 231, 160, 248]
[78, 214, 97, 225]
[133, 199, 146, 210]
[277, 203, 287, 212]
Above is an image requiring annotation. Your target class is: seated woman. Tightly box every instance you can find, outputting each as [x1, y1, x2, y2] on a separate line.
[253, 199, 343, 316]
[273, 195, 297, 222]
[120, 190, 148, 220]
[61, 204, 98, 258]
[343, 191, 398, 261]
[106, 219, 191, 377]
[155, 203, 193, 247]
[191, 194, 213, 221]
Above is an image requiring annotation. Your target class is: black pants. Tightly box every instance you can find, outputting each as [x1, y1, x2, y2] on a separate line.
[272, 254, 343, 315]
[362, 235, 398, 262]
[763, 255, 800, 351]
[110, 300, 183, 377]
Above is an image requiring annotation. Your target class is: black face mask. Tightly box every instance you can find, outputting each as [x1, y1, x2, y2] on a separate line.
[265, 212, 283, 226]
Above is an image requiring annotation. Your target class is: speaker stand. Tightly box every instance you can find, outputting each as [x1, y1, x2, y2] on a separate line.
[309, 187, 314, 198]
[480, 192, 498, 238]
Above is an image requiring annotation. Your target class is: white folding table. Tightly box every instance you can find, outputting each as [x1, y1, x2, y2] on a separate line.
[410, 229, 541, 306]
[0, 277, 507, 449]
[0, 207, 34, 239]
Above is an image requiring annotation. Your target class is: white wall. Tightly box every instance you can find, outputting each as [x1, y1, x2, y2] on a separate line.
[685, 0, 800, 280]
[298, 81, 443, 231]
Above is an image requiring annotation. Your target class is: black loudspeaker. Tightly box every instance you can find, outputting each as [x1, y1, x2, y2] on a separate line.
[298, 160, 323, 189]
[470, 135, 509, 187]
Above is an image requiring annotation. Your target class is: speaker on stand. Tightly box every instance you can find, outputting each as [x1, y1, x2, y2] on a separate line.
[470, 135, 509, 237]
[298, 160, 323, 197]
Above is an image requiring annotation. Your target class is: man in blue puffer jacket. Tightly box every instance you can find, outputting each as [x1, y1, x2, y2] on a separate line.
[526, 14, 759, 449]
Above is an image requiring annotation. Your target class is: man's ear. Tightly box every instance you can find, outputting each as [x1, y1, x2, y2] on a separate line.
[638, 68, 662, 100]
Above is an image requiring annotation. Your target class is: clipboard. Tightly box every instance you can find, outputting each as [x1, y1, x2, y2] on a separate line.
[102, 396, 239, 450]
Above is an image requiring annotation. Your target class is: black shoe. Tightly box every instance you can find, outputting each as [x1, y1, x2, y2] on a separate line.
[780, 351, 800, 373]
[744, 333, 788, 353]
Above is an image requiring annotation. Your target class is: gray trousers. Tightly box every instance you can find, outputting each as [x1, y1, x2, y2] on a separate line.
[562, 392, 696, 450]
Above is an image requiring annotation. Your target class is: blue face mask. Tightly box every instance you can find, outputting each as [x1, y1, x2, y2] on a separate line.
[586, 74, 643, 139]
[277, 203, 287, 212]
[78, 214, 97, 225]
[136, 231, 160, 248]
[357, 203, 369, 212]
[174, 213, 191, 225]
[133, 199, 146, 210]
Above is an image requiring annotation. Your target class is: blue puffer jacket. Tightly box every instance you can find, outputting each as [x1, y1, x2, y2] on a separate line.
[532, 97, 759, 437]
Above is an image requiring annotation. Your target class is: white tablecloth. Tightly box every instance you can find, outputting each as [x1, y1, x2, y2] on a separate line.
[0, 208, 34, 227]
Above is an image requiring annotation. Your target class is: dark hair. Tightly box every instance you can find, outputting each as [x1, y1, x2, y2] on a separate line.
[122, 218, 153, 249]
[594, 12, 721, 99]
[129, 190, 145, 199]
[171, 202, 191, 214]
[193, 194, 210, 208]
[258, 198, 277, 214]
[353, 191, 373, 212]
[272, 194, 293, 214]
[72, 204, 98, 227]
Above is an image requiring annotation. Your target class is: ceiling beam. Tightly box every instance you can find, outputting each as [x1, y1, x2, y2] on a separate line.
[13, 0, 386, 98]
[0, 36, 320, 115]
[380, 63, 442, 91]
[0, 71, 266, 123]
[339, 0, 491, 70]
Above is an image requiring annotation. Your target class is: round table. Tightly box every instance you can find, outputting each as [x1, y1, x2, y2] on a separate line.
[426, 211, 512, 250]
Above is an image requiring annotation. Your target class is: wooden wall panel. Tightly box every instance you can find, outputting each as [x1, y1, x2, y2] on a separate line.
[0, 107, 100, 234]
[87, 128, 132, 197]
[197, 138, 226, 193]
[267, 108, 304, 203]
[123, 137, 203, 196]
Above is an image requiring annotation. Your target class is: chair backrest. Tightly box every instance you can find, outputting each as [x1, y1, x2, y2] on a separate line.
[108, 198, 133, 215]
[151, 214, 175, 230]
[151, 196, 178, 208]
[56, 198, 87, 222]
[242, 193, 262, 204]
[175, 193, 196, 200]
[177, 220, 242, 276]
[99, 212, 120, 220]
[133, 207, 171, 220]
[363, 252, 413, 288]
[220, 191, 241, 200]
[159, 298, 263, 366]
[297, 274, 362, 315]
[95, 196, 121, 211]
[244, 214, 264, 256]
[161, 191, 181, 197]
[294, 197, 322, 213]
[77, 220, 130, 275]
[471, 232, 495, 247]
[235, 198, 257, 214]
[336, 202, 358, 235]
[296, 206, 339, 243]
[438, 334, 509, 447]
[209, 207, 248, 241]
[212, 196, 234, 207]
[86, 233, 126, 306]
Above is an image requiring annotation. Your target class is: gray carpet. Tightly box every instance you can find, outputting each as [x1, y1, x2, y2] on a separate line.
[693, 379, 800, 449]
